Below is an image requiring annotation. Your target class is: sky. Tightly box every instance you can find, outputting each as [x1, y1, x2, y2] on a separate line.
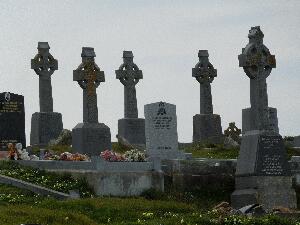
[0, 0, 299, 143]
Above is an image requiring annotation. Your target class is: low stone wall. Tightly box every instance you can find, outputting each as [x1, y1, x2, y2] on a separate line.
[14, 157, 164, 196]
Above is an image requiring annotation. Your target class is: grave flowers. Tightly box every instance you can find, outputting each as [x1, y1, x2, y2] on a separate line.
[100, 149, 145, 162]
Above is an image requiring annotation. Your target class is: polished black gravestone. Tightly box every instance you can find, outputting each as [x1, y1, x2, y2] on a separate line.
[231, 26, 296, 211]
[0, 92, 26, 150]
[115, 51, 145, 146]
[30, 42, 63, 146]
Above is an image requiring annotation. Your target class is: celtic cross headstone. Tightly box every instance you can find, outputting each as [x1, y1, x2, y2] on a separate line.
[73, 47, 105, 123]
[30, 42, 63, 146]
[72, 47, 111, 156]
[115, 51, 145, 146]
[192, 50, 222, 143]
[231, 26, 296, 211]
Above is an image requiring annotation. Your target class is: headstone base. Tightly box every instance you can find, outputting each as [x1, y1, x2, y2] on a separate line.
[232, 131, 297, 210]
[242, 107, 279, 134]
[30, 112, 63, 146]
[146, 149, 188, 160]
[118, 118, 145, 145]
[72, 122, 111, 156]
[231, 176, 296, 210]
[193, 114, 222, 143]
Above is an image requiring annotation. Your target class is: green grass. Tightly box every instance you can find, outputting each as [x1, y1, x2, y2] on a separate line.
[182, 142, 300, 160]
[0, 192, 299, 225]
[0, 161, 94, 197]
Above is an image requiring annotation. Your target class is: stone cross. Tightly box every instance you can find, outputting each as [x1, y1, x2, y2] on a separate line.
[224, 122, 241, 142]
[31, 42, 58, 112]
[73, 47, 105, 123]
[192, 50, 217, 114]
[115, 51, 143, 118]
[238, 26, 276, 131]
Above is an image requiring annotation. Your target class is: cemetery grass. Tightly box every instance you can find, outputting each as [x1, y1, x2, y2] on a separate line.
[183, 143, 300, 159]
[0, 187, 299, 225]
[0, 163, 299, 224]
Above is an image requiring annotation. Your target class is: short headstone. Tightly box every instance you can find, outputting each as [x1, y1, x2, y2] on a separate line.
[72, 47, 111, 156]
[144, 101, 186, 160]
[30, 42, 63, 146]
[231, 26, 296, 211]
[0, 92, 26, 150]
[115, 51, 145, 145]
[192, 50, 223, 143]
[292, 136, 300, 147]
[224, 122, 241, 143]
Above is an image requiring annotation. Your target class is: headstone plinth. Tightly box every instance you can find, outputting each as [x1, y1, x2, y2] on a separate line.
[118, 118, 145, 145]
[72, 123, 111, 155]
[192, 50, 222, 143]
[0, 92, 26, 150]
[231, 26, 296, 211]
[115, 51, 145, 145]
[30, 112, 63, 146]
[145, 102, 187, 160]
[193, 114, 222, 144]
[30, 42, 63, 146]
[242, 107, 279, 134]
[72, 47, 111, 156]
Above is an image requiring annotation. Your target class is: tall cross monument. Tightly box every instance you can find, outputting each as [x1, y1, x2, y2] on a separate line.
[192, 50, 222, 143]
[72, 47, 111, 156]
[231, 26, 296, 210]
[30, 42, 63, 146]
[115, 51, 145, 146]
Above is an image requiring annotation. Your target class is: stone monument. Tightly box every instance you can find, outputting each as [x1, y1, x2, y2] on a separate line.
[231, 26, 296, 210]
[145, 101, 186, 160]
[30, 42, 63, 146]
[115, 51, 145, 145]
[72, 47, 111, 156]
[0, 92, 26, 150]
[192, 50, 222, 143]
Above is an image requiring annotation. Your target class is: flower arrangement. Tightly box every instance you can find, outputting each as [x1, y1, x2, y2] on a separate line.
[100, 150, 124, 162]
[100, 149, 146, 162]
[44, 152, 90, 161]
[124, 149, 146, 162]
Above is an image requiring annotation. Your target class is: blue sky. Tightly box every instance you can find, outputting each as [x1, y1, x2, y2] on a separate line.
[0, 0, 299, 143]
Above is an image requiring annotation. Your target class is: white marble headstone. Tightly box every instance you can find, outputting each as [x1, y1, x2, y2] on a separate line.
[144, 102, 186, 160]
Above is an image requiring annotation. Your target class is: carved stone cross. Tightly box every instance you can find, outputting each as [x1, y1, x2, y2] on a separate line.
[238, 26, 276, 131]
[115, 51, 143, 118]
[31, 42, 58, 112]
[192, 50, 217, 114]
[73, 47, 105, 123]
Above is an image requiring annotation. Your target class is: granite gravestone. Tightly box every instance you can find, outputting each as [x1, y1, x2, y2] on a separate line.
[0, 92, 26, 150]
[72, 47, 111, 156]
[231, 26, 296, 210]
[115, 51, 145, 145]
[144, 102, 186, 160]
[192, 50, 222, 143]
[30, 42, 63, 146]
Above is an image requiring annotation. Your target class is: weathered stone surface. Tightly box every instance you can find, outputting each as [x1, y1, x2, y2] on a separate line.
[72, 47, 111, 155]
[193, 114, 222, 143]
[0, 92, 26, 150]
[30, 112, 63, 146]
[115, 51, 145, 145]
[144, 102, 186, 160]
[30, 42, 63, 146]
[292, 136, 300, 147]
[242, 107, 279, 134]
[118, 118, 145, 145]
[192, 50, 222, 143]
[224, 122, 241, 143]
[232, 26, 296, 210]
[72, 123, 111, 156]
